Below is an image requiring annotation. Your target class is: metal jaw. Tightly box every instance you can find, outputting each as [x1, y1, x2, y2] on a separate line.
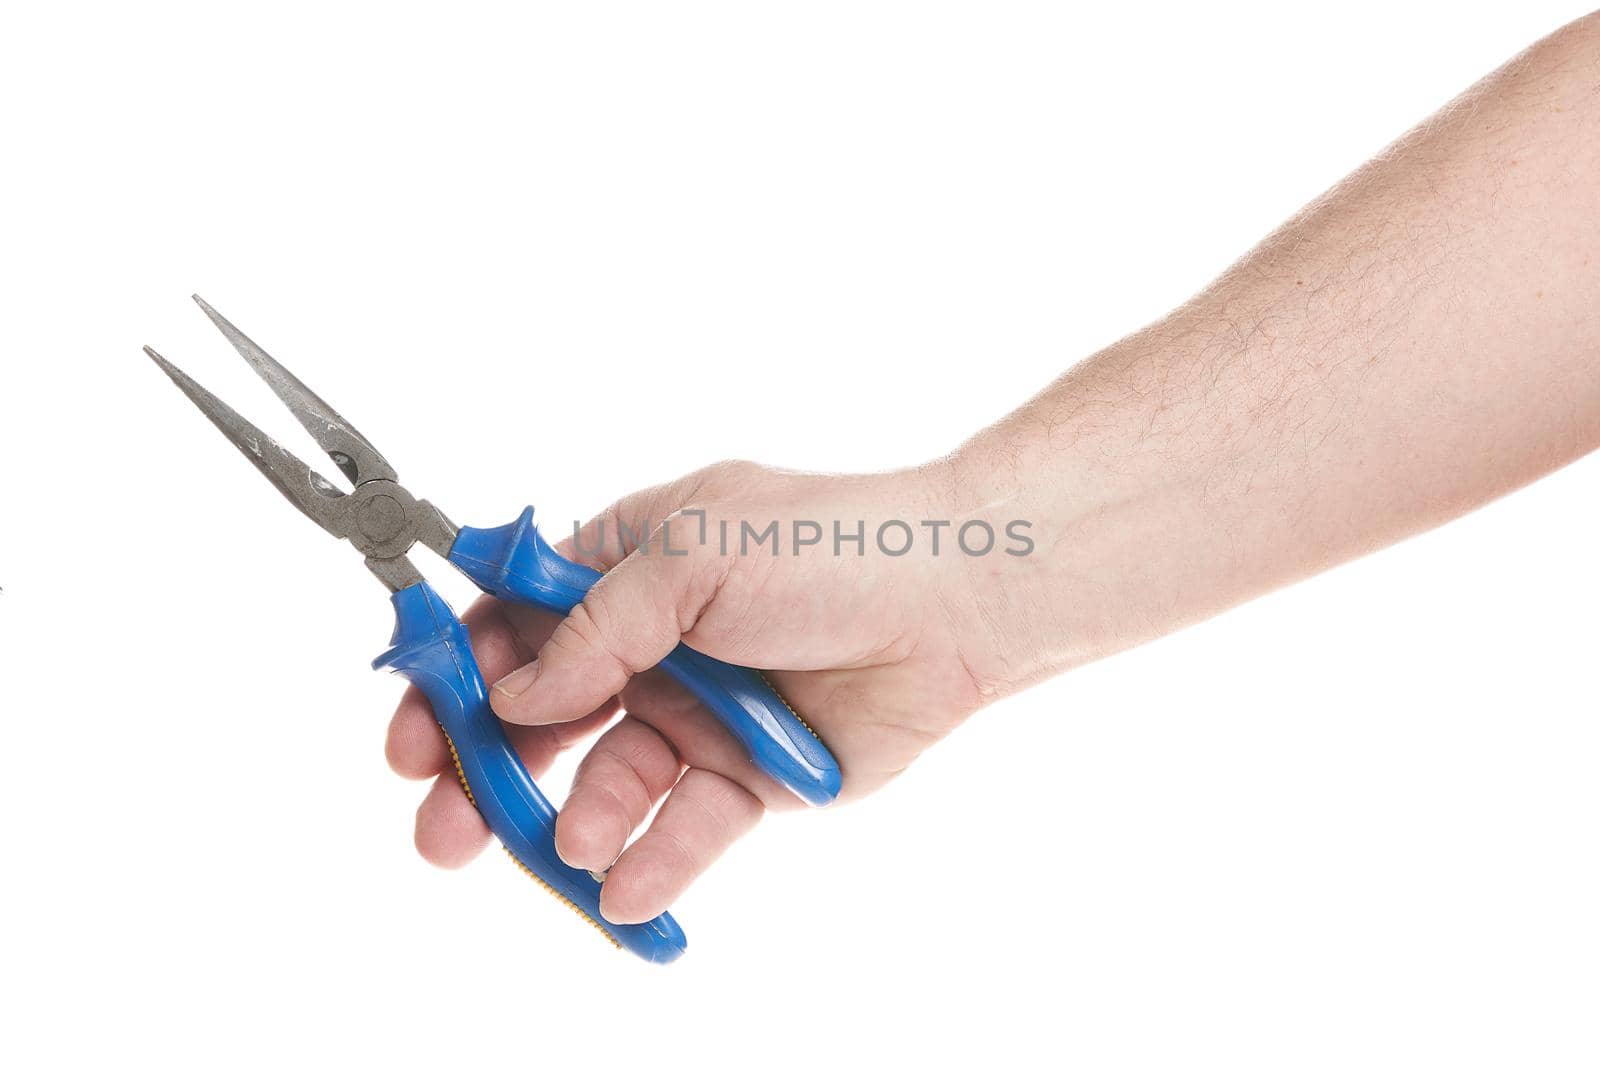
[145, 296, 458, 591]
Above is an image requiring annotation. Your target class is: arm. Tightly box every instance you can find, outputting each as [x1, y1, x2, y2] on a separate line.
[387, 13, 1600, 924]
[951, 11, 1600, 695]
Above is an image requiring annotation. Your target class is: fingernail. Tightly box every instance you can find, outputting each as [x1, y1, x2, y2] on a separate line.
[492, 659, 540, 700]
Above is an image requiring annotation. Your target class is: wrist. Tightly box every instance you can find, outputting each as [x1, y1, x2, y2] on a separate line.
[941, 318, 1335, 699]
[939, 354, 1200, 698]
[936, 433, 1083, 701]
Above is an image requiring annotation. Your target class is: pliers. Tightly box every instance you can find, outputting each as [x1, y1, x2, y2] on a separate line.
[144, 296, 842, 963]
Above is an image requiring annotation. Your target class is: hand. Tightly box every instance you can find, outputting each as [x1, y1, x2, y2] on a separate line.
[384, 459, 992, 924]
[386, 13, 1600, 932]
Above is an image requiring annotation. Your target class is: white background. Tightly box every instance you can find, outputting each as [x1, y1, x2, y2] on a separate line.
[2, 2, 1597, 1063]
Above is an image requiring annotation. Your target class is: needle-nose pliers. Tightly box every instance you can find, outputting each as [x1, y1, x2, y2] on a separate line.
[144, 296, 842, 963]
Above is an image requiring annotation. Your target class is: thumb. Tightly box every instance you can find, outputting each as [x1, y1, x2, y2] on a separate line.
[489, 516, 729, 726]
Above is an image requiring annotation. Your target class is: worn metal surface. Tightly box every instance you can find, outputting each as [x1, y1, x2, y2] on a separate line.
[145, 297, 459, 592]
[190, 295, 398, 488]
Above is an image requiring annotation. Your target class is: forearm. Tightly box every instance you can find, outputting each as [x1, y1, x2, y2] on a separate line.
[951, 13, 1600, 695]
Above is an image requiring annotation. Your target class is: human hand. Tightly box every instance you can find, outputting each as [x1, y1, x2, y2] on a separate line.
[384, 459, 999, 924]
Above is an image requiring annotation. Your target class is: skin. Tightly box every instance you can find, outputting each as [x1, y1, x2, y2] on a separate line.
[388, 13, 1600, 925]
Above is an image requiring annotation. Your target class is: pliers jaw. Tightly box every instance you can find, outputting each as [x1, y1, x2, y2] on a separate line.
[191, 295, 398, 489]
[144, 296, 457, 591]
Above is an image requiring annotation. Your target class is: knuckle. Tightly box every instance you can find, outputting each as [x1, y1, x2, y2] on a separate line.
[697, 458, 765, 492]
[652, 826, 701, 870]
[552, 598, 650, 682]
[619, 734, 655, 765]
[584, 749, 650, 811]
[695, 772, 761, 826]
[552, 602, 610, 659]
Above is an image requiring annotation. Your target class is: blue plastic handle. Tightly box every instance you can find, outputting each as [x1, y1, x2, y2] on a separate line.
[373, 581, 687, 964]
[448, 507, 843, 807]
